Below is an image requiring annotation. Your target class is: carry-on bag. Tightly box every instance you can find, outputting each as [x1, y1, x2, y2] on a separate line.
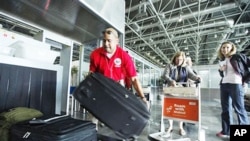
[73, 72, 150, 139]
[10, 115, 97, 141]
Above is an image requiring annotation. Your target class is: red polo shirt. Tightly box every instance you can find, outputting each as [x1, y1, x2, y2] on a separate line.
[89, 45, 137, 82]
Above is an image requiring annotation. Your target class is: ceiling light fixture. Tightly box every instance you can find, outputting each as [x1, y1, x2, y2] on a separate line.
[245, 29, 249, 34]
[178, 12, 183, 22]
[214, 34, 217, 38]
[184, 39, 187, 43]
[235, 39, 241, 43]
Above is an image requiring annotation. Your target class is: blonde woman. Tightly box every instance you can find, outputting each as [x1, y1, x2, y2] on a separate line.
[217, 41, 249, 139]
[162, 51, 200, 137]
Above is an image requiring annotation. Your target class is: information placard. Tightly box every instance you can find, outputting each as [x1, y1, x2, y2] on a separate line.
[163, 97, 199, 122]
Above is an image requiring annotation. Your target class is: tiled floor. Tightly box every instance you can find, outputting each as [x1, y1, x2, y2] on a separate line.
[71, 86, 250, 141]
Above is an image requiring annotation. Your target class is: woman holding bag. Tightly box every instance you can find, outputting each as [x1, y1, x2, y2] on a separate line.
[217, 41, 250, 139]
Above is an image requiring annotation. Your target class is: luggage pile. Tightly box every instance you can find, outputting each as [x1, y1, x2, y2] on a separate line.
[0, 107, 97, 141]
[1, 73, 150, 141]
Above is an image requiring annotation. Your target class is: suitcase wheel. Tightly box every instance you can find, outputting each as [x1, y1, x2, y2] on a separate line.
[127, 136, 137, 141]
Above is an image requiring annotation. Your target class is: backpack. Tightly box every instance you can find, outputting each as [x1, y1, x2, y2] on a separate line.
[0, 107, 43, 141]
[233, 54, 250, 83]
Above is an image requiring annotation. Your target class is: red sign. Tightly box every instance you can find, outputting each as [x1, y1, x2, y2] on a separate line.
[163, 97, 199, 122]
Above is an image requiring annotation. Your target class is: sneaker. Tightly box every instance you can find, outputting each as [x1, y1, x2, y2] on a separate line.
[216, 132, 230, 138]
[179, 128, 186, 136]
[166, 128, 173, 134]
[162, 128, 173, 138]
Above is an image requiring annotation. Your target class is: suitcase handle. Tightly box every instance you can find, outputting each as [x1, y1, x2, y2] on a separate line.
[29, 115, 69, 124]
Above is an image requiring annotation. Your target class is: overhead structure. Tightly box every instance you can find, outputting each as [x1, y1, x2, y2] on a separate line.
[1, 0, 250, 68]
[125, 0, 250, 67]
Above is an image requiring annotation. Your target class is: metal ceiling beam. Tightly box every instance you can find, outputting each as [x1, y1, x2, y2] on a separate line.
[126, 19, 234, 43]
[125, 0, 250, 67]
[126, 3, 236, 34]
[209, 1, 250, 64]
[125, 0, 160, 13]
[125, 22, 170, 64]
[127, 1, 199, 24]
[128, 28, 232, 49]
[238, 38, 249, 51]
[124, 45, 163, 67]
[146, 0, 177, 63]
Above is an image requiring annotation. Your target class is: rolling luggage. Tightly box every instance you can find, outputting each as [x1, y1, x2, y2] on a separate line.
[10, 115, 97, 141]
[73, 72, 150, 140]
[97, 134, 124, 141]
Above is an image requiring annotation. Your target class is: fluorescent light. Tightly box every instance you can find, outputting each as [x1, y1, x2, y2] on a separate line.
[178, 14, 183, 22]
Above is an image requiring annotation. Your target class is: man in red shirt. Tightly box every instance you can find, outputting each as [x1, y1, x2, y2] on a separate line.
[89, 27, 148, 129]
[89, 27, 146, 101]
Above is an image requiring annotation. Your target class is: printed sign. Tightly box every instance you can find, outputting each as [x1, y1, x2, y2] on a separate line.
[163, 97, 199, 122]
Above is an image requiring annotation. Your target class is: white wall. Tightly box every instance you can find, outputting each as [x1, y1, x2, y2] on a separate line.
[193, 64, 221, 88]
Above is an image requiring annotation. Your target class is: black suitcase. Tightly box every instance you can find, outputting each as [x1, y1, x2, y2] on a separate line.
[73, 72, 150, 139]
[97, 134, 124, 141]
[10, 115, 97, 141]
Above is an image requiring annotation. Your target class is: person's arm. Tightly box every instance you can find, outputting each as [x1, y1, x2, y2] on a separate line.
[121, 50, 148, 104]
[186, 66, 200, 82]
[131, 76, 147, 102]
[162, 64, 175, 86]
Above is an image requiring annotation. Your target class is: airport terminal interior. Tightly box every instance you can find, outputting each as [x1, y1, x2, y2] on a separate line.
[70, 86, 250, 141]
[0, 0, 250, 141]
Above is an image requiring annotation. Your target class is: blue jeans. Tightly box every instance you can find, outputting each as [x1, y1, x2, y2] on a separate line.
[220, 83, 249, 135]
